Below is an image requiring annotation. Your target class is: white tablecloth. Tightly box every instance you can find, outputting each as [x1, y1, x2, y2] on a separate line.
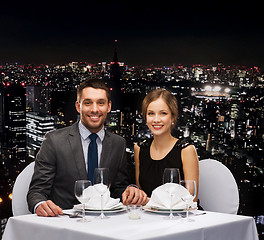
[3, 210, 258, 240]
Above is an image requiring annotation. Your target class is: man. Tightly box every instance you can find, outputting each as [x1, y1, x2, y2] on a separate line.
[27, 79, 147, 217]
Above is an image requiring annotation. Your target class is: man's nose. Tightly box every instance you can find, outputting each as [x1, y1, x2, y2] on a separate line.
[91, 103, 99, 112]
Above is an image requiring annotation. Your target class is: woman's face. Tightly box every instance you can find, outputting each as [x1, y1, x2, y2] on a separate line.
[146, 97, 173, 136]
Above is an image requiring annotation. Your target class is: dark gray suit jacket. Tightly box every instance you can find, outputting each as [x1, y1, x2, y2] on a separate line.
[27, 121, 129, 212]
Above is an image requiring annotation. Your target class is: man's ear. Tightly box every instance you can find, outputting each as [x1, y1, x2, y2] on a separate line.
[75, 101, 81, 113]
[107, 101, 112, 113]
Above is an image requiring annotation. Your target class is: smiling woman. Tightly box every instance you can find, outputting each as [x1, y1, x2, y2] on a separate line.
[134, 89, 199, 201]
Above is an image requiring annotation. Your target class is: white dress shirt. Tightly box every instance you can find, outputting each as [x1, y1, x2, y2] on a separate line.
[78, 121, 105, 170]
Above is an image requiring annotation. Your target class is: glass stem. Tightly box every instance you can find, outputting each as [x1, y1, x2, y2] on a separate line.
[169, 194, 173, 218]
[186, 203, 189, 219]
[100, 194, 104, 218]
[82, 203, 85, 220]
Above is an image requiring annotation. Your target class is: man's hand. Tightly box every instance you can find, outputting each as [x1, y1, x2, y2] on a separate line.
[122, 187, 149, 206]
[36, 200, 63, 217]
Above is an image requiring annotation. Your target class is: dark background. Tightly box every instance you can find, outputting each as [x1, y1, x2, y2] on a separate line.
[1, 1, 263, 66]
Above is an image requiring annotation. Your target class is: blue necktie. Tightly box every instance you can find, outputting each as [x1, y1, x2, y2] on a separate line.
[88, 133, 98, 183]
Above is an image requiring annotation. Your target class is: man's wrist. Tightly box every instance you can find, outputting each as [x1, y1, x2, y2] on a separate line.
[33, 201, 45, 213]
[126, 184, 139, 190]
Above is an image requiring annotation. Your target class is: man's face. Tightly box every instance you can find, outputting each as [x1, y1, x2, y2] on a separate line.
[76, 87, 111, 133]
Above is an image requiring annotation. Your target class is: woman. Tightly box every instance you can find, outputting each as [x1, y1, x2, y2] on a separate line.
[134, 89, 199, 203]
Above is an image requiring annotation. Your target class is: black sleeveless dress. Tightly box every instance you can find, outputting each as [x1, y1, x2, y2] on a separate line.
[138, 139, 191, 197]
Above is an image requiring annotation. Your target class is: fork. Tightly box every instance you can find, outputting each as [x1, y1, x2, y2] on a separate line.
[62, 212, 82, 218]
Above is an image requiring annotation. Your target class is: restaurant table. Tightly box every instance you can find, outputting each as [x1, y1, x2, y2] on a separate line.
[2, 210, 258, 240]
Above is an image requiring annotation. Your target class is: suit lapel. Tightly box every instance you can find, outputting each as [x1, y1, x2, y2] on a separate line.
[68, 122, 87, 179]
[100, 130, 112, 168]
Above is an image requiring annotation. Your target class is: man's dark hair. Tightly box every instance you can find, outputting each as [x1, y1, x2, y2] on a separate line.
[77, 78, 111, 102]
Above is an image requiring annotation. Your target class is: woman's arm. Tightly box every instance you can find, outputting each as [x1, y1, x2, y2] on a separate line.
[134, 143, 141, 188]
[181, 145, 199, 201]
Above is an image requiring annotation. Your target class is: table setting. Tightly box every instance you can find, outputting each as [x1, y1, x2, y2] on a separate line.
[73, 183, 126, 213]
[70, 167, 199, 222]
[2, 167, 259, 240]
[143, 183, 197, 215]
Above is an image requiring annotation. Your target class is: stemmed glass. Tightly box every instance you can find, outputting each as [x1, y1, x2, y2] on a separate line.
[180, 180, 197, 222]
[93, 168, 110, 219]
[162, 168, 181, 219]
[74, 180, 92, 222]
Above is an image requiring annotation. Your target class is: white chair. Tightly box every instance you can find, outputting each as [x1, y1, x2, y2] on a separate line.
[199, 159, 239, 214]
[12, 162, 35, 216]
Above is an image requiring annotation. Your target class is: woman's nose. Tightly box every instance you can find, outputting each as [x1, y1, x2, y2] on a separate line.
[153, 114, 160, 122]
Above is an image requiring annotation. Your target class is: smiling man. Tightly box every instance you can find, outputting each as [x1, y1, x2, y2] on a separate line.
[27, 79, 148, 217]
[76, 83, 111, 133]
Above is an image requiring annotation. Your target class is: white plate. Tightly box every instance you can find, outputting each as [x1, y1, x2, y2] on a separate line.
[143, 206, 197, 214]
[73, 203, 126, 213]
[84, 206, 127, 214]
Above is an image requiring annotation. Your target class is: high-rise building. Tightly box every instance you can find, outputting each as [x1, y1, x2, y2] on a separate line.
[0, 83, 26, 164]
[109, 40, 122, 110]
[106, 110, 121, 134]
[26, 85, 52, 114]
[26, 112, 56, 158]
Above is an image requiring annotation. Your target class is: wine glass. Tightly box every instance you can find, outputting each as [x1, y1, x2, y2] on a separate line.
[180, 180, 197, 222]
[74, 180, 92, 222]
[93, 168, 110, 219]
[162, 168, 181, 219]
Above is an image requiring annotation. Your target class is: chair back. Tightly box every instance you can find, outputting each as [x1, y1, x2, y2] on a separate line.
[12, 162, 35, 216]
[199, 159, 239, 214]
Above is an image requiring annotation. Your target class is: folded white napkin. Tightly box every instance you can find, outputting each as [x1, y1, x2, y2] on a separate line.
[74, 183, 121, 210]
[146, 183, 197, 209]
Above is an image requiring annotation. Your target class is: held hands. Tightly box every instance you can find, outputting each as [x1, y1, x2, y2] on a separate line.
[122, 186, 149, 206]
[36, 200, 63, 217]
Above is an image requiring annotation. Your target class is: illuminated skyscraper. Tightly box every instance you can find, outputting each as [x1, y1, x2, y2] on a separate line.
[26, 112, 56, 158]
[0, 83, 26, 163]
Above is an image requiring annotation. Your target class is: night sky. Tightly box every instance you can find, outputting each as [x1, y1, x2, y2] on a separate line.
[1, 1, 263, 66]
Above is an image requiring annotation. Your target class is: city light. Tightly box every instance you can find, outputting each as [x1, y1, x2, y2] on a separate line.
[224, 88, 231, 93]
[8, 193, 12, 200]
[213, 86, 221, 92]
[203, 85, 232, 97]
[204, 85, 212, 91]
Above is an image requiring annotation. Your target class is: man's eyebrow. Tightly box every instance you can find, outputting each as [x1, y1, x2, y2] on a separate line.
[82, 98, 107, 102]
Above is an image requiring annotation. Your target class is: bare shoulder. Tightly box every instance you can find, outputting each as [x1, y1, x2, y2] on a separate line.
[181, 144, 199, 164]
[134, 143, 140, 152]
[134, 143, 140, 160]
[182, 144, 197, 154]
